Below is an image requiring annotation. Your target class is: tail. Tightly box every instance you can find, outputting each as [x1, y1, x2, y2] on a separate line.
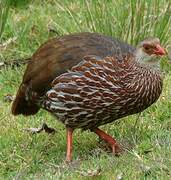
[12, 84, 40, 116]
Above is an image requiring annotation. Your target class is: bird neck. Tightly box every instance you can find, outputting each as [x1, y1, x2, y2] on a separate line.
[134, 49, 160, 70]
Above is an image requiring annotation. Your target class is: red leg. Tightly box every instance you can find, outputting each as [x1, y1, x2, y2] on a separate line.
[66, 127, 74, 162]
[92, 128, 121, 154]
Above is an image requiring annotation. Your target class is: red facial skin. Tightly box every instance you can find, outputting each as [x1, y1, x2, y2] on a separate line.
[143, 43, 166, 56]
[153, 44, 166, 55]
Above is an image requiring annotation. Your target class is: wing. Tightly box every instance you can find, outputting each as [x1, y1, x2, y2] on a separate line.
[22, 32, 135, 93]
[12, 32, 135, 116]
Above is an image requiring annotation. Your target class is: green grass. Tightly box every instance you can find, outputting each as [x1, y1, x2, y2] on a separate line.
[0, 0, 171, 179]
[0, 1, 10, 40]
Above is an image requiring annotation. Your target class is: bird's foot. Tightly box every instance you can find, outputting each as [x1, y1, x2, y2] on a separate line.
[92, 128, 123, 156]
[24, 123, 56, 134]
[65, 128, 74, 162]
[111, 143, 122, 155]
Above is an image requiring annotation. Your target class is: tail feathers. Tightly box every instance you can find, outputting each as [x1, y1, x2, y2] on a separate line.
[12, 84, 40, 116]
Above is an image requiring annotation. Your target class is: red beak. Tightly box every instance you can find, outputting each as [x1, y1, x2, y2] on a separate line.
[155, 44, 166, 56]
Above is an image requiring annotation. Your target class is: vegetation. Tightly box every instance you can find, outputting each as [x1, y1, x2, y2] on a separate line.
[0, 1, 10, 40]
[0, 0, 171, 179]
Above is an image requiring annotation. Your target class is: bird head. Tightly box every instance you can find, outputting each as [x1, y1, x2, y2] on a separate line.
[135, 37, 166, 65]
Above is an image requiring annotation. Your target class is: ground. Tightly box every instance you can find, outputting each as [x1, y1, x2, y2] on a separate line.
[0, 0, 171, 179]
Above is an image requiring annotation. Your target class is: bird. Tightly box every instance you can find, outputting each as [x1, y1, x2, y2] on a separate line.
[11, 32, 166, 161]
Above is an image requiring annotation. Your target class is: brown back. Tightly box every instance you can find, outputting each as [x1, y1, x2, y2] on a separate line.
[12, 32, 135, 116]
[23, 32, 135, 93]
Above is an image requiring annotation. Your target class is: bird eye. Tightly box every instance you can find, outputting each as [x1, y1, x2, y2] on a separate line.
[144, 46, 150, 50]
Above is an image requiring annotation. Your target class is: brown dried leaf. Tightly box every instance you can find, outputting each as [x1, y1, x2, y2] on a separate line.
[80, 168, 101, 177]
[24, 123, 56, 134]
[0, 37, 17, 50]
[3, 94, 15, 102]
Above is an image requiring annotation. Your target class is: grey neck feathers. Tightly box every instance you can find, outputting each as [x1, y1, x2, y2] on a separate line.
[134, 48, 160, 71]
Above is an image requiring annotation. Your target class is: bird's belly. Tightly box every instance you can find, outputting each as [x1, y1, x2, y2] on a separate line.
[43, 95, 145, 129]
[42, 81, 162, 129]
